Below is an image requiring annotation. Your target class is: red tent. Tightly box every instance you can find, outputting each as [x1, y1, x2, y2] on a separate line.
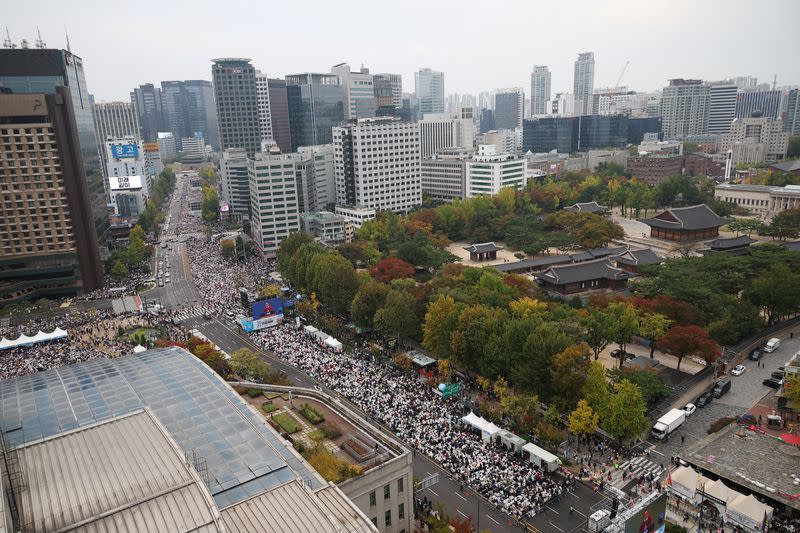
[779, 433, 800, 446]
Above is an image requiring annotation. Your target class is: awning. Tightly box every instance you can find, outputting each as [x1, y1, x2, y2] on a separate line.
[324, 337, 342, 351]
[726, 493, 773, 531]
[779, 433, 800, 446]
[668, 466, 700, 499]
[0, 328, 70, 350]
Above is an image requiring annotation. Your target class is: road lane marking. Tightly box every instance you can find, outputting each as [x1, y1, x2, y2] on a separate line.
[427, 488, 439, 497]
[457, 510, 468, 518]
[486, 515, 499, 524]
[550, 521, 565, 532]
[456, 492, 467, 502]
[651, 448, 665, 456]
[547, 506, 559, 515]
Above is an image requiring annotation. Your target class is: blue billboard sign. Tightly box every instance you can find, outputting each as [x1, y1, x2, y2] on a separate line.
[110, 143, 139, 160]
[194, 131, 204, 139]
[251, 297, 285, 321]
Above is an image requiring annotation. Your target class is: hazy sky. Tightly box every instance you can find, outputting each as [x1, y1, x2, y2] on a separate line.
[7, 0, 800, 102]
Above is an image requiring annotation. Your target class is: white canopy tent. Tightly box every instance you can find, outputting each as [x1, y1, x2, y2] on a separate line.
[0, 328, 69, 350]
[668, 466, 701, 500]
[132, 345, 147, 354]
[324, 337, 343, 352]
[522, 442, 560, 472]
[496, 429, 526, 454]
[303, 325, 319, 335]
[461, 412, 502, 442]
[726, 493, 773, 532]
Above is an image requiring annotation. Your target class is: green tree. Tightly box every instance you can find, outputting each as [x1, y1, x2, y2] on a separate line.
[608, 368, 669, 406]
[200, 185, 219, 221]
[350, 281, 389, 329]
[110, 259, 129, 280]
[607, 302, 640, 365]
[313, 254, 360, 315]
[638, 312, 671, 358]
[762, 208, 800, 240]
[422, 295, 461, 358]
[727, 218, 762, 236]
[277, 231, 315, 280]
[499, 391, 540, 431]
[568, 399, 599, 437]
[550, 343, 592, 410]
[221, 240, 236, 259]
[582, 361, 610, 414]
[230, 348, 271, 382]
[602, 379, 650, 441]
[746, 263, 800, 325]
[374, 289, 419, 344]
[512, 323, 571, 399]
[582, 306, 615, 359]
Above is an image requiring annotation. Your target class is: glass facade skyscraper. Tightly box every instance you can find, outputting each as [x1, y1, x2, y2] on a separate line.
[130, 83, 163, 142]
[522, 115, 627, 153]
[415, 68, 445, 115]
[0, 48, 109, 247]
[160, 80, 219, 150]
[286, 73, 345, 149]
[212, 58, 261, 156]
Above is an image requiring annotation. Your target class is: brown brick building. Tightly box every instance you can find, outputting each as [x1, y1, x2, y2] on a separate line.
[626, 154, 685, 185]
[0, 88, 103, 304]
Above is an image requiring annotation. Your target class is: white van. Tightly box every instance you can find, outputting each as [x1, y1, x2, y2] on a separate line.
[764, 338, 781, 353]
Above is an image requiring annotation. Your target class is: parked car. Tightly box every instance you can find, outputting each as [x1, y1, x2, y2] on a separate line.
[696, 391, 714, 407]
[763, 377, 783, 389]
[202, 313, 213, 320]
[683, 403, 697, 416]
[731, 365, 746, 376]
[611, 348, 635, 360]
[749, 349, 762, 361]
[771, 371, 785, 380]
[713, 378, 732, 398]
[764, 338, 781, 352]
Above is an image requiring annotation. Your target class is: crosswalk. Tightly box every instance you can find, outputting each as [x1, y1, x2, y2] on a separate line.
[607, 456, 665, 490]
[171, 304, 222, 322]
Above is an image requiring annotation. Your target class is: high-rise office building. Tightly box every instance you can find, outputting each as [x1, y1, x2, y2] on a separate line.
[784, 89, 800, 136]
[479, 109, 496, 133]
[530, 66, 551, 117]
[333, 117, 421, 213]
[161, 80, 219, 150]
[157, 132, 177, 160]
[331, 63, 375, 119]
[0, 89, 103, 304]
[494, 88, 524, 130]
[0, 48, 109, 247]
[248, 150, 302, 257]
[255, 71, 273, 147]
[297, 145, 336, 212]
[373, 73, 403, 110]
[421, 147, 470, 202]
[550, 93, 575, 116]
[573, 52, 595, 116]
[465, 144, 527, 198]
[400, 94, 420, 123]
[267, 78, 292, 153]
[659, 79, 710, 139]
[130, 83, 163, 142]
[220, 148, 250, 222]
[522, 115, 628, 153]
[286, 73, 345, 149]
[418, 112, 473, 158]
[707, 83, 737, 134]
[415, 68, 445, 115]
[735, 90, 783, 121]
[720, 115, 789, 165]
[92, 102, 140, 175]
[211, 58, 261, 156]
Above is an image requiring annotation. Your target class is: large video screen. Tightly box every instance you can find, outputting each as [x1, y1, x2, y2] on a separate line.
[251, 297, 284, 320]
[625, 493, 667, 533]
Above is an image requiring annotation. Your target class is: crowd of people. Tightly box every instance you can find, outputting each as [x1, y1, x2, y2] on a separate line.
[252, 323, 570, 520]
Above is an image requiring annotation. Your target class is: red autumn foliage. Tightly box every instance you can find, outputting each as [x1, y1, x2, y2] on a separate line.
[370, 257, 415, 283]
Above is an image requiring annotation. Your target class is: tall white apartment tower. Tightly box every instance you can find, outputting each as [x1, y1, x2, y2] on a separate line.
[255, 71, 274, 147]
[707, 82, 738, 134]
[660, 79, 710, 139]
[573, 52, 595, 116]
[415, 68, 445, 115]
[92, 101, 141, 175]
[331, 63, 376, 119]
[333, 117, 421, 214]
[530, 66, 551, 117]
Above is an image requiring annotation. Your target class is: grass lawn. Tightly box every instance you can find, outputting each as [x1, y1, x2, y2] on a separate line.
[262, 403, 279, 414]
[265, 393, 281, 400]
[299, 403, 325, 424]
[272, 412, 301, 434]
[308, 429, 325, 441]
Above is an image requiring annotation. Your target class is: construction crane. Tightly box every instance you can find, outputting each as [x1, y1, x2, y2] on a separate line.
[615, 61, 630, 90]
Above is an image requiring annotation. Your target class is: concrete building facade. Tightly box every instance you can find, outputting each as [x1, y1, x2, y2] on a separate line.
[331, 63, 376, 120]
[572, 52, 595, 116]
[255, 71, 273, 148]
[714, 183, 800, 219]
[785, 89, 800, 136]
[92, 101, 141, 176]
[495, 88, 524, 130]
[719, 115, 789, 165]
[420, 147, 471, 202]
[248, 151, 302, 257]
[297, 144, 336, 212]
[660, 79, 710, 139]
[373, 73, 402, 109]
[333, 118, 421, 214]
[707, 83, 738, 134]
[735, 90, 783, 120]
[212, 58, 261, 156]
[464, 144, 527, 198]
[220, 148, 250, 222]
[530, 66, 551, 117]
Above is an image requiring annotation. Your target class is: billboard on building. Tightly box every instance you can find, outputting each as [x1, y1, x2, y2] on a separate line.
[240, 315, 282, 332]
[110, 143, 139, 159]
[108, 175, 143, 191]
[624, 493, 667, 533]
[143, 142, 159, 153]
[251, 297, 284, 321]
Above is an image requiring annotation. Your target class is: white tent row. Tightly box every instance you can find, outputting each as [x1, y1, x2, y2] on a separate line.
[324, 337, 343, 352]
[0, 328, 68, 350]
[461, 412, 502, 442]
[522, 442, 560, 472]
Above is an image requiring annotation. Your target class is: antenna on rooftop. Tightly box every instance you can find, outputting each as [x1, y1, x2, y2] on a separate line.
[3, 27, 16, 49]
[64, 26, 71, 53]
[772, 74, 777, 91]
[35, 26, 46, 49]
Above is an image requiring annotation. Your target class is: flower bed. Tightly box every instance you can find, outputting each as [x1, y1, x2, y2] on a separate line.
[272, 412, 301, 434]
[299, 403, 325, 424]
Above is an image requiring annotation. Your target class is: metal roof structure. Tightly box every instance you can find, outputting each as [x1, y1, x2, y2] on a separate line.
[0, 347, 323, 510]
[463, 242, 503, 253]
[612, 247, 663, 266]
[639, 204, 729, 231]
[222, 480, 374, 533]
[562, 201, 609, 214]
[707, 235, 757, 250]
[16, 410, 224, 533]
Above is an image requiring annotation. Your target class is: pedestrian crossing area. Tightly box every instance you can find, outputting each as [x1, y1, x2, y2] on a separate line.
[607, 456, 665, 490]
[171, 304, 221, 322]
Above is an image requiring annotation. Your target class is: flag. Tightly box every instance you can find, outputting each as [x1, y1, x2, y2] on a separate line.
[667, 470, 672, 486]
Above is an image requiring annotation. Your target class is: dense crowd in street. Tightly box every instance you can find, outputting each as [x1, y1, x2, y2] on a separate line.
[252, 323, 571, 519]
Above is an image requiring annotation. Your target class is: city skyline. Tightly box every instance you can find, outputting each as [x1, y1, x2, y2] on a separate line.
[5, 0, 799, 102]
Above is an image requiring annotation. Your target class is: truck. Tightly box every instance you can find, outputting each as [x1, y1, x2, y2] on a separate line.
[651, 408, 686, 440]
[764, 338, 781, 353]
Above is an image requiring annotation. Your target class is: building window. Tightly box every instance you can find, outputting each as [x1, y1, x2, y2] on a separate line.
[397, 478, 404, 493]
[399, 502, 405, 519]
[385, 510, 392, 527]
[371, 517, 378, 527]
[369, 491, 376, 507]
[384, 484, 390, 500]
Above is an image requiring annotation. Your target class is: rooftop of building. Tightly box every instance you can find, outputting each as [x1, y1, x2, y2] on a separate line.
[769, 160, 800, 173]
[304, 211, 345, 222]
[612, 247, 663, 266]
[684, 422, 800, 511]
[639, 204, 730, 230]
[562, 201, 609, 214]
[463, 242, 503, 253]
[715, 182, 800, 195]
[0, 347, 324, 509]
[708, 235, 757, 250]
[536, 257, 629, 286]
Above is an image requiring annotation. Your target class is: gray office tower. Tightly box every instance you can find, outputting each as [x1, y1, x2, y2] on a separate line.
[267, 79, 292, 153]
[0, 48, 109, 246]
[530, 66, 551, 116]
[707, 83, 737, 133]
[161, 80, 220, 150]
[573, 52, 595, 116]
[286, 73, 345, 148]
[415, 68, 445, 115]
[131, 83, 163, 142]
[735, 90, 783, 121]
[211, 58, 261, 156]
